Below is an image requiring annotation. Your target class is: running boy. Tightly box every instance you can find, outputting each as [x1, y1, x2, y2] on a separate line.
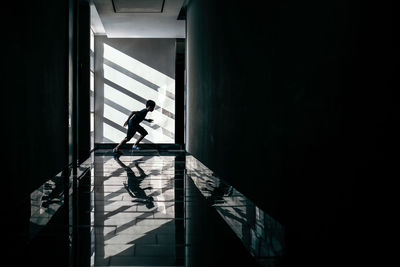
[113, 100, 156, 152]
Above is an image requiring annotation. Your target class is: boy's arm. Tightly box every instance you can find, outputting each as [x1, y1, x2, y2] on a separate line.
[144, 118, 154, 123]
[123, 111, 137, 126]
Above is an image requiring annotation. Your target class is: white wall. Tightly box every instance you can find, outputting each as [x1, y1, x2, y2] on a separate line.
[94, 37, 176, 144]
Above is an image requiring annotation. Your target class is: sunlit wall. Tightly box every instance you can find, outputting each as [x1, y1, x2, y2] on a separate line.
[94, 37, 176, 144]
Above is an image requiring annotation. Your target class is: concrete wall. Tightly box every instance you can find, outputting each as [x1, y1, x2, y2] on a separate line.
[94, 37, 176, 144]
[186, 0, 394, 265]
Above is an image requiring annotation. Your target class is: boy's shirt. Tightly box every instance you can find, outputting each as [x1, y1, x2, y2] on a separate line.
[129, 108, 148, 126]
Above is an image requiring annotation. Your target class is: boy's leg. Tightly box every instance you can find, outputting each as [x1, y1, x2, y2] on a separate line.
[114, 125, 135, 152]
[133, 135, 145, 146]
[133, 125, 148, 148]
[113, 137, 128, 151]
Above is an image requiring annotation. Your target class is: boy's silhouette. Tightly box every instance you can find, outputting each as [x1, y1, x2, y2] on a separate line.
[113, 100, 155, 153]
[113, 100, 156, 153]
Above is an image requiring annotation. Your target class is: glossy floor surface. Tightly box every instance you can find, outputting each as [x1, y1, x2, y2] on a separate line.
[86, 150, 186, 266]
[23, 149, 281, 267]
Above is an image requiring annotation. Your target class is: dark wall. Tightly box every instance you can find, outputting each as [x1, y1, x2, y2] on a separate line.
[3, 0, 69, 206]
[2, 0, 91, 201]
[175, 39, 185, 147]
[78, 1, 91, 163]
[186, 0, 394, 265]
[2, 0, 91, 265]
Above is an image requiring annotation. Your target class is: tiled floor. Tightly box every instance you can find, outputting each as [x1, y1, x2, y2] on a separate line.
[83, 150, 185, 266]
[68, 149, 282, 267]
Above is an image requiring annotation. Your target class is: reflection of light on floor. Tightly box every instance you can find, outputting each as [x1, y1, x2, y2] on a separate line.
[30, 176, 64, 239]
[152, 162, 175, 215]
[102, 219, 172, 258]
[89, 155, 177, 260]
[186, 154, 285, 260]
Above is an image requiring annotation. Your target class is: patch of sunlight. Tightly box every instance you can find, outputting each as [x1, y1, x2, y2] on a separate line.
[103, 219, 173, 258]
[98, 43, 176, 144]
[104, 123, 125, 143]
[142, 123, 174, 143]
[104, 83, 143, 111]
[104, 83, 175, 130]
[103, 102, 174, 143]
[90, 72, 94, 93]
[154, 180, 169, 215]
[103, 43, 175, 94]
[104, 103, 126, 126]
[103, 64, 175, 115]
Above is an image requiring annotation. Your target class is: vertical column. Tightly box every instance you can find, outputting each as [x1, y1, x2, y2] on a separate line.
[67, 0, 77, 265]
[77, 171, 92, 267]
[94, 37, 104, 144]
[174, 153, 186, 264]
[175, 39, 185, 148]
[65, 1, 75, 266]
[77, 0, 91, 164]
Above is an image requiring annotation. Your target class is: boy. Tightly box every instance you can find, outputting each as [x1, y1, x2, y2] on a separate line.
[113, 100, 155, 153]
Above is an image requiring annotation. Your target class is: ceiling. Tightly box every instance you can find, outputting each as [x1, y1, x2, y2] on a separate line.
[91, 0, 185, 38]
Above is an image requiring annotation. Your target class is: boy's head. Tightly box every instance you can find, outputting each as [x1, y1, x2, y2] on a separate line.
[146, 100, 156, 111]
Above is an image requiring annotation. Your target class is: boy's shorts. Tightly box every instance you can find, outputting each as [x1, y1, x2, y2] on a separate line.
[126, 124, 148, 141]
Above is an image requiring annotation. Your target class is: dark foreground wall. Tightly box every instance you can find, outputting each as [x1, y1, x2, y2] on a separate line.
[2, 0, 90, 265]
[3, 1, 69, 209]
[186, 0, 395, 265]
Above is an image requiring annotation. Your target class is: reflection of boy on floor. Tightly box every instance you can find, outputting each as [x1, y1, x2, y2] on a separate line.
[113, 100, 155, 152]
[114, 155, 154, 209]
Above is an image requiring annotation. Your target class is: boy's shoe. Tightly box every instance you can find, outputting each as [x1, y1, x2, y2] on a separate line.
[112, 149, 122, 154]
[132, 145, 140, 150]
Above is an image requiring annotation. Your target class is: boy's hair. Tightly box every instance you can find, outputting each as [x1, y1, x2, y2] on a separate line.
[146, 100, 156, 108]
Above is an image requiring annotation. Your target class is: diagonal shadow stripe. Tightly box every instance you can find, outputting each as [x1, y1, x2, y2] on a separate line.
[104, 159, 174, 206]
[103, 77, 176, 120]
[102, 136, 115, 143]
[104, 98, 130, 116]
[103, 58, 176, 102]
[103, 77, 146, 105]
[161, 127, 174, 139]
[156, 106, 175, 120]
[103, 205, 133, 219]
[166, 90, 175, 100]
[102, 104, 174, 140]
[93, 157, 150, 204]
[99, 156, 147, 182]
[103, 189, 126, 202]
[103, 117, 127, 134]
[103, 204, 175, 242]
[104, 59, 159, 91]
